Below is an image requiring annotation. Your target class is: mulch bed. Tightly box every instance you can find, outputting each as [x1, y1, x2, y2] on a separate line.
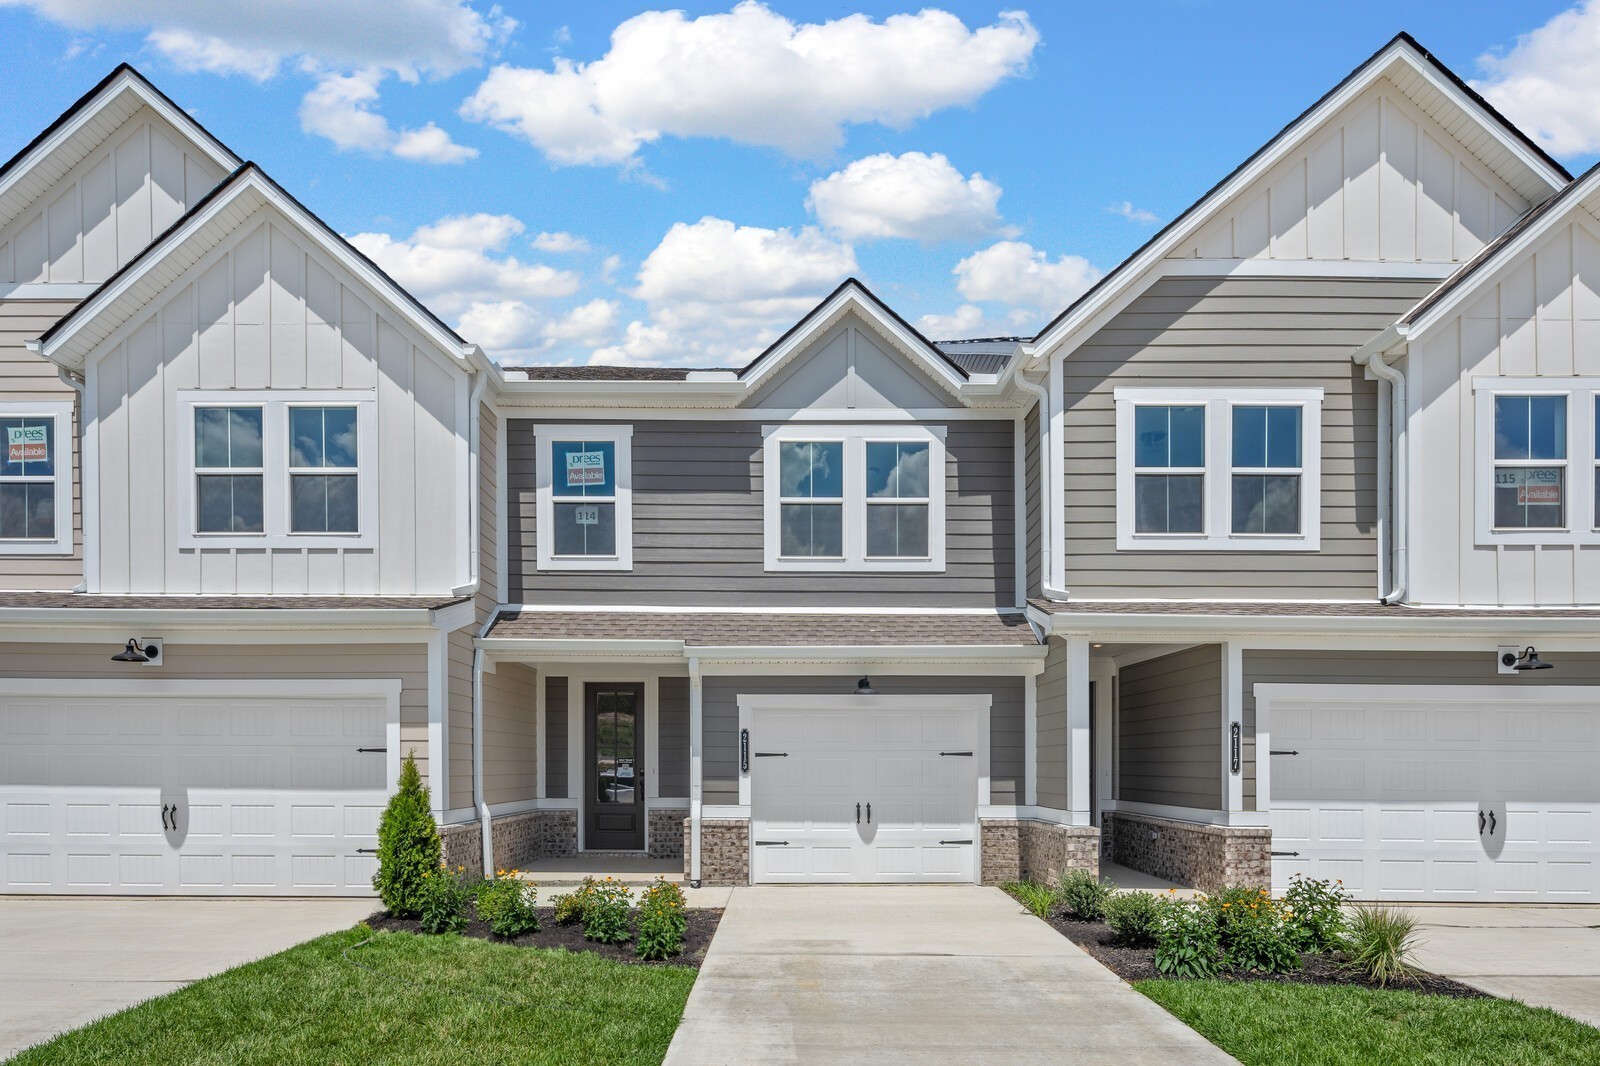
[367, 907, 723, 968]
[1042, 911, 1489, 998]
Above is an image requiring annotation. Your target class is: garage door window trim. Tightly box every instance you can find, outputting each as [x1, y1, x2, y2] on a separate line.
[0, 400, 73, 556]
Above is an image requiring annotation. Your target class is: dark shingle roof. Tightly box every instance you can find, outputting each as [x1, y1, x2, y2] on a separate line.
[486, 609, 1040, 646]
[934, 338, 1023, 375]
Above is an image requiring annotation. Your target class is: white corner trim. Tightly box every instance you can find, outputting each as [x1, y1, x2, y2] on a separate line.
[531, 423, 634, 571]
[0, 401, 74, 556]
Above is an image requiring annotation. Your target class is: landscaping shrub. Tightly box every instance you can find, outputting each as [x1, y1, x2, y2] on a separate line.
[372, 752, 441, 918]
[582, 877, 634, 944]
[550, 877, 597, 926]
[1002, 880, 1057, 918]
[1343, 904, 1421, 987]
[636, 878, 689, 960]
[1283, 874, 1351, 953]
[1152, 892, 1221, 978]
[1103, 890, 1160, 947]
[1057, 868, 1114, 920]
[418, 863, 472, 934]
[1212, 887, 1300, 973]
[476, 870, 539, 938]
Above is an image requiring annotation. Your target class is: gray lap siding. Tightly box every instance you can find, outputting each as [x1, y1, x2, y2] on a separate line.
[1116, 645, 1223, 810]
[506, 419, 1015, 607]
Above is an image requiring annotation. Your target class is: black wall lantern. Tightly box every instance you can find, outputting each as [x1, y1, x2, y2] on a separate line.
[1502, 646, 1553, 672]
[112, 639, 149, 663]
[855, 676, 878, 695]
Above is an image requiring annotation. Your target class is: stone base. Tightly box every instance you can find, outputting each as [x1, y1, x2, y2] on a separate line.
[683, 818, 750, 886]
[1103, 811, 1270, 892]
[980, 819, 1099, 885]
[649, 808, 687, 860]
[438, 809, 580, 880]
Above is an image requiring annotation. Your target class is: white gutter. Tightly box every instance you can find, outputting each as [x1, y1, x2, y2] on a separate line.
[688, 655, 703, 888]
[0, 606, 445, 629]
[1012, 372, 1055, 601]
[472, 611, 496, 878]
[1362, 346, 1409, 602]
[452, 369, 489, 597]
[55, 367, 88, 594]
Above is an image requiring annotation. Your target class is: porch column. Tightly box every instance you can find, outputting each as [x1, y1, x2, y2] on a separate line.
[1066, 635, 1091, 824]
[688, 656, 703, 887]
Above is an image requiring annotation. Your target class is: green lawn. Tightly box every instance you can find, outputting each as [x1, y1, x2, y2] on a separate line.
[1138, 979, 1600, 1066]
[7, 926, 696, 1066]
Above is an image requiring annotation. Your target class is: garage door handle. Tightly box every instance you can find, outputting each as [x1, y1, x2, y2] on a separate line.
[161, 804, 174, 831]
[856, 803, 861, 824]
[866, 803, 871, 824]
[1479, 810, 1486, 835]
[1489, 809, 1496, 836]
[939, 839, 973, 845]
[939, 751, 973, 757]
[754, 840, 790, 846]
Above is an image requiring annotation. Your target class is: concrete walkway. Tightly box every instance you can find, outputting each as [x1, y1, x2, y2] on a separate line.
[664, 885, 1237, 1065]
[1409, 905, 1600, 1029]
[0, 896, 375, 1060]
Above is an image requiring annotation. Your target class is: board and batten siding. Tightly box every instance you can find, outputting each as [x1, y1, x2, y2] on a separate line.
[0, 107, 227, 285]
[0, 299, 82, 589]
[658, 676, 690, 798]
[702, 675, 1024, 806]
[506, 419, 1014, 606]
[1035, 638, 1069, 810]
[1406, 216, 1600, 605]
[88, 210, 467, 595]
[1170, 82, 1528, 264]
[1117, 645, 1222, 810]
[1242, 649, 1600, 811]
[1061, 275, 1437, 598]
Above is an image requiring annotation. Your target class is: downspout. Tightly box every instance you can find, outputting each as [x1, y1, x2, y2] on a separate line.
[56, 367, 88, 594]
[688, 655, 703, 888]
[1364, 351, 1407, 603]
[472, 611, 495, 878]
[452, 369, 489, 597]
[1013, 372, 1050, 605]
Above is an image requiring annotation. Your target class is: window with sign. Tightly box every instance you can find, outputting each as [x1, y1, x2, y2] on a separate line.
[535, 425, 633, 570]
[1492, 395, 1566, 530]
[1471, 380, 1600, 546]
[764, 425, 946, 571]
[0, 402, 73, 554]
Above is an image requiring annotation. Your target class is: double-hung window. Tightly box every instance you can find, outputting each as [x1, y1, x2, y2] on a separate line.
[764, 425, 945, 571]
[0, 401, 73, 555]
[180, 391, 374, 547]
[1115, 388, 1321, 551]
[533, 425, 633, 570]
[1472, 379, 1600, 544]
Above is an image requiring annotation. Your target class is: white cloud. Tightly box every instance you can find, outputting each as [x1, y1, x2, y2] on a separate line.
[146, 27, 281, 81]
[915, 302, 1037, 340]
[531, 231, 591, 253]
[394, 122, 479, 163]
[543, 298, 619, 347]
[1474, 1, 1600, 157]
[460, 3, 1039, 166]
[1109, 200, 1159, 225]
[807, 151, 1009, 242]
[953, 241, 1101, 311]
[594, 216, 857, 366]
[299, 70, 478, 162]
[457, 300, 542, 354]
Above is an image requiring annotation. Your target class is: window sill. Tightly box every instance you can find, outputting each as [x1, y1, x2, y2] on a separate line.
[177, 533, 377, 550]
[536, 557, 633, 572]
[1475, 530, 1600, 547]
[0, 541, 73, 556]
[764, 557, 946, 572]
[1116, 534, 1320, 552]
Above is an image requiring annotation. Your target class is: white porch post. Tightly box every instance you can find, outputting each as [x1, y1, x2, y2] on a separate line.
[1024, 668, 1038, 808]
[688, 656, 704, 887]
[1222, 642, 1244, 817]
[426, 628, 447, 820]
[1066, 635, 1091, 825]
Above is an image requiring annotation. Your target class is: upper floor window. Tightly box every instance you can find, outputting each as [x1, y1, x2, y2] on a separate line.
[1114, 387, 1322, 552]
[0, 401, 73, 555]
[763, 424, 946, 571]
[1473, 379, 1598, 545]
[179, 391, 374, 549]
[534, 425, 633, 571]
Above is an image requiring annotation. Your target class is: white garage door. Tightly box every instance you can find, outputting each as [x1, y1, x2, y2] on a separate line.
[1262, 684, 1599, 902]
[1, 680, 397, 895]
[747, 698, 983, 884]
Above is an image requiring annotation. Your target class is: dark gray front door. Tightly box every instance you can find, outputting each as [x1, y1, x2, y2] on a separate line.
[585, 683, 644, 850]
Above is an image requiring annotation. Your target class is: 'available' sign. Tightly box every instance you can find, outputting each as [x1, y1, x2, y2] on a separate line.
[7, 425, 47, 464]
[566, 450, 606, 486]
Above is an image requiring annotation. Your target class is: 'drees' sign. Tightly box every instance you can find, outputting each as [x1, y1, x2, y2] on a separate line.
[574, 505, 600, 526]
[6, 425, 47, 464]
[566, 450, 606, 487]
[1496, 467, 1562, 505]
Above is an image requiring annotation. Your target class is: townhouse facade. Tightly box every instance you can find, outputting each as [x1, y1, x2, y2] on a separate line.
[2, 35, 1596, 902]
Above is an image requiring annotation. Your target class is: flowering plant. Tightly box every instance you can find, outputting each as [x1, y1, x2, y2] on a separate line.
[636, 878, 689, 960]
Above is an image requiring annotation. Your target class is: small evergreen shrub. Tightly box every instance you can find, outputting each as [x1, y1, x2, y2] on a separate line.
[1152, 892, 1221, 978]
[1283, 874, 1351, 953]
[476, 870, 540, 938]
[1057, 868, 1114, 921]
[418, 862, 471, 934]
[551, 877, 598, 925]
[372, 752, 441, 918]
[635, 878, 689, 960]
[1002, 880, 1057, 918]
[582, 877, 634, 944]
[1103, 890, 1160, 947]
[1343, 905, 1421, 986]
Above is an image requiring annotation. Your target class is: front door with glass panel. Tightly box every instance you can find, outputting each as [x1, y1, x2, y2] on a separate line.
[585, 684, 644, 851]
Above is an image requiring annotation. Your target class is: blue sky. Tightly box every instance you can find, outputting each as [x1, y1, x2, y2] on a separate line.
[0, 1, 1592, 366]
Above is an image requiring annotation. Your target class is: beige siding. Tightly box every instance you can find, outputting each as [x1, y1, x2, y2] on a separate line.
[399, 721, 430, 788]
[1171, 82, 1527, 264]
[1036, 637, 1069, 809]
[482, 661, 537, 807]
[1117, 645, 1222, 809]
[0, 299, 82, 589]
[447, 626, 472, 811]
[89, 210, 467, 595]
[1062, 275, 1436, 598]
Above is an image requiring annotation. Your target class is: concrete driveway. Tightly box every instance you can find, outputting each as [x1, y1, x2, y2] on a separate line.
[664, 885, 1236, 1065]
[1409, 905, 1600, 1029]
[0, 896, 375, 1060]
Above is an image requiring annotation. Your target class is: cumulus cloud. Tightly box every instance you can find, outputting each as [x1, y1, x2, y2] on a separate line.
[299, 69, 479, 161]
[531, 231, 591, 253]
[915, 303, 1037, 340]
[1474, 1, 1600, 157]
[953, 241, 1101, 311]
[1109, 200, 1159, 225]
[807, 151, 1010, 242]
[594, 216, 857, 366]
[460, 3, 1039, 166]
[394, 122, 479, 163]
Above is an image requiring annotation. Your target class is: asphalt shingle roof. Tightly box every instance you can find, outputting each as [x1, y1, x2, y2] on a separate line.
[485, 610, 1040, 646]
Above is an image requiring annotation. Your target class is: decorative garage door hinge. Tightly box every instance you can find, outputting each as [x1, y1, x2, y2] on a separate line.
[754, 840, 790, 846]
[939, 751, 974, 757]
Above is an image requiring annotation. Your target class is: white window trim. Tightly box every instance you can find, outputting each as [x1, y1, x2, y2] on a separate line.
[1472, 377, 1598, 546]
[176, 390, 377, 549]
[0, 400, 74, 555]
[1113, 387, 1322, 552]
[762, 423, 947, 572]
[533, 424, 634, 571]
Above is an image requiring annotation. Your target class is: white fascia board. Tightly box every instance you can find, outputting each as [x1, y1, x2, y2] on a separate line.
[1023, 41, 1565, 366]
[1040, 610, 1600, 640]
[0, 607, 440, 631]
[690, 644, 1047, 664]
[475, 637, 686, 658]
[429, 599, 477, 632]
[493, 378, 748, 408]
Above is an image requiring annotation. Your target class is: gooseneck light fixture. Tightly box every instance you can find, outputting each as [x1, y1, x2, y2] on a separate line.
[855, 676, 878, 695]
[1503, 646, 1553, 672]
[111, 639, 150, 663]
